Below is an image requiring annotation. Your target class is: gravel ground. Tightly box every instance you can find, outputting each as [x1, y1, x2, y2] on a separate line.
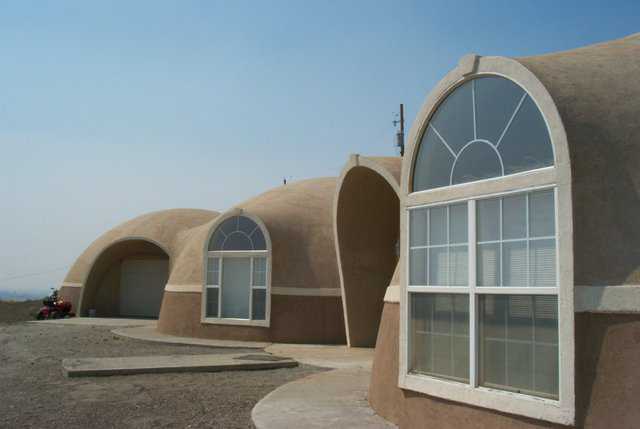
[0, 322, 324, 429]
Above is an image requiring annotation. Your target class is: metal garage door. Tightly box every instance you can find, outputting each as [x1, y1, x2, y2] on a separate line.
[119, 259, 169, 318]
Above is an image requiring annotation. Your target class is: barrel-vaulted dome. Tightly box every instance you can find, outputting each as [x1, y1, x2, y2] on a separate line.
[59, 209, 219, 316]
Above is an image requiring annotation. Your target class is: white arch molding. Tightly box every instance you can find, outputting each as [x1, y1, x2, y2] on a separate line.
[398, 56, 575, 425]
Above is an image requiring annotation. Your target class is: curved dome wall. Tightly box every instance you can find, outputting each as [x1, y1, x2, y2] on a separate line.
[371, 33, 640, 428]
[334, 155, 401, 347]
[157, 177, 346, 344]
[59, 209, 219, 317]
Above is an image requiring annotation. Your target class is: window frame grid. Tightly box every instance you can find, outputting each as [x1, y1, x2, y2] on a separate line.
[406, 186, 559, 401]
[203, 249, 270, 327]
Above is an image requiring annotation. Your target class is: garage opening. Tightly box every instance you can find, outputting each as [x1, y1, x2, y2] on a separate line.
[336, 166, 399, 347]
[80, 239, 169, 318]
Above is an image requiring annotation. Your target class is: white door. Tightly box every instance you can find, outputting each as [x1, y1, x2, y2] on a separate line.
[119, 259, 169, 318]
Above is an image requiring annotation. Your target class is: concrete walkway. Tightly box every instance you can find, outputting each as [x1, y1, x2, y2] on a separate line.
[30, 317, 155, 327]
[113, 324, 270, 349]
[252, 367, 395, 429]
[63, 353, 297, 377]
[265, 344, 374, 369]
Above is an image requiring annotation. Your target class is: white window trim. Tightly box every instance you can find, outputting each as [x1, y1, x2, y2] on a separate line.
[400, 180, 574, 425]
[200, 212, 272, 328]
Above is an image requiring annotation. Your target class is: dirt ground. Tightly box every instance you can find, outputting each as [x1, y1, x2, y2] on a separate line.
[0, 300, 43, 324]
[0, 320, 324, 428]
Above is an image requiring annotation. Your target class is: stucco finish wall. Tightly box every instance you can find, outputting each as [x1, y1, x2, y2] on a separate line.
[518, 34, 640, 287]
[157, 291, 346, 344]
[336, 159, 400, 347]
[370, 303, 640, 428]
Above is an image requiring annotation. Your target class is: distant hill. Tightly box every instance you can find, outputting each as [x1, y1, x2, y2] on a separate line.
[0, 300, 42, 323]
[0, 290, 49, 302]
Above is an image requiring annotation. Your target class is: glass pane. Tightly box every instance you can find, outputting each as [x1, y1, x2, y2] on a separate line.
[250, 228, 267, 250]
[475, 76, 525, 144]
[409, 248, 427, 285]
[449, 245, 468, 286]
[502, 194, 527, 239]
[449, 203, 468, 244]
[530, 239, 556, 287]
[500, 95, 554, 175]
[413, 127, 455, 191]
[219, 216, 239, 236]
[507, 295, 533, 341]
[253, 257, 267, 286]
[410, 208, 428, 247]
[430, 80, 474, 154]
[477, 243, 500, 286]
[451, 142, 503, 185]
[412, 76, 554, 193]
[529, 190, 555, 237]
[429, 247, 448, 286]
[429, 206, 447, 245]
[502, 241, 527, 287]
[477, 198, 500, 242]
[534, 295, 559, 344]
[221, 258, 251, 319]
[205, 287, 219, 317]
[209, 230, 226, 251]
[410, 293, 432, 374]
[252, 289, 266, 320]
[410, 293, 469, 382]
[238, 216, 258, 235]
[223, 232, 253, 251]
[206, 258, 220, 285]
[479, 295, 558, 399]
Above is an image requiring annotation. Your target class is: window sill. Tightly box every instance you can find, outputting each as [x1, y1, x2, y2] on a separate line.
[201, 317, 270, 328]
[398, 372, 574, 426]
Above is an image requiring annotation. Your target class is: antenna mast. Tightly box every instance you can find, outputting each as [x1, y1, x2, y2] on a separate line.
[394, 104, 405, 156]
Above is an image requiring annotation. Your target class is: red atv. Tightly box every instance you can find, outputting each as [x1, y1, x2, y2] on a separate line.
[36, 289, 75, 320]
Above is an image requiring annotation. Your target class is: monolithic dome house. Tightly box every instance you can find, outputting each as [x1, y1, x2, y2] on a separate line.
[57, 31, 639, 429]
[59, 178, 346, 344]
[369, 33, 640, 428]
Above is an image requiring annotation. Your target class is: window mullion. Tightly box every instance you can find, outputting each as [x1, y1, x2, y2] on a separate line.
[249, 257, 254, 321]
[468, 199, 477, 387]
[218, 257, 223, 317]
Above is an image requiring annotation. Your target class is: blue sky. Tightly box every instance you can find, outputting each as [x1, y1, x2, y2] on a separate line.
[1, 0, 638, 295]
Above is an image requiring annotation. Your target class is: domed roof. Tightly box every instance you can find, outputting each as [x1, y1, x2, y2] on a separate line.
[225, 177, 340, 291]
[62, 208, 219, 287]
[515, 33, 640, 285]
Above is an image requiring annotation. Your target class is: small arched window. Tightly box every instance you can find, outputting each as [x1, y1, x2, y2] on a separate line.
[204, 215, 269, 325]
[412, 76, 554, 192]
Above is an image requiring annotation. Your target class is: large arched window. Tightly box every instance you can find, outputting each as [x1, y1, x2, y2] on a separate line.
[405, 74, 563, 415]
[203, 215, 270, 326]
[412, 76, 554, 192]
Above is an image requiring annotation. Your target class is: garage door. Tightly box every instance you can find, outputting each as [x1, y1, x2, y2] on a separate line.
[119, 259, 169, 318]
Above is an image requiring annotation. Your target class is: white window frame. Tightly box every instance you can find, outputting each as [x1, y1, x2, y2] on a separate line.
[402, 182, 573, 424]
[201, 212, 272, 328]
[399, 60, 575, 425]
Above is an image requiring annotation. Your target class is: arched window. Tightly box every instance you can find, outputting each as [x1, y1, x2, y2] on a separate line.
[406, 75, 560, 404]
[204, 215, 269, 325]
[412, 76, 554, 192]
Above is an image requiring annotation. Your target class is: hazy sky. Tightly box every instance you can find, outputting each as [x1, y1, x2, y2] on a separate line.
[1, 0, 638, 294]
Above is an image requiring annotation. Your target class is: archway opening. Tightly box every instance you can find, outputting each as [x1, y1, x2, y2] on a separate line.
[337, 166, 399, 347]
[80, 239, 169, 318]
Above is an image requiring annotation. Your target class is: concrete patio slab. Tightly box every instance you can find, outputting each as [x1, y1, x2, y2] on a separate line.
[112, 325, 271, 349]
[264, 344, 374, 369]
[252, 367, 395, 429]
[30, 317, 156, 328]
[63, 353, 297, 377]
